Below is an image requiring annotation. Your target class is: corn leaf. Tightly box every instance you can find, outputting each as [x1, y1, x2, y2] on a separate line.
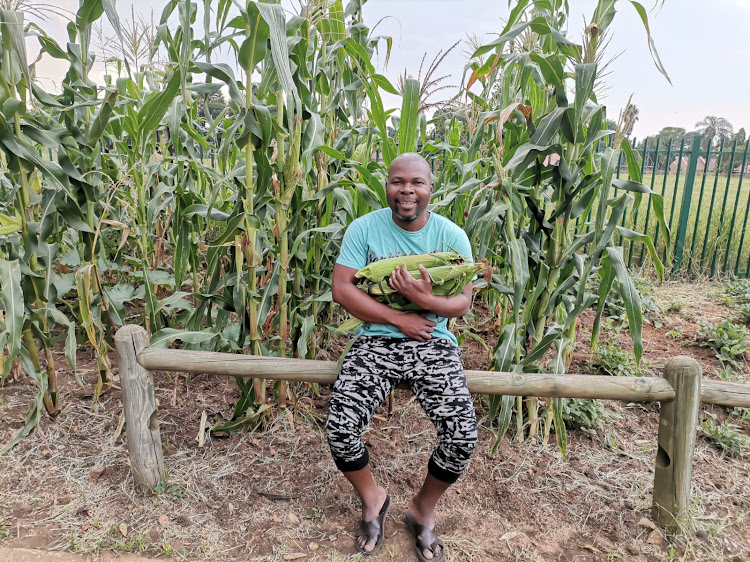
[398, 78, 419, 154]
[606, 246, 643, 363]
[0, 259, 22, 381]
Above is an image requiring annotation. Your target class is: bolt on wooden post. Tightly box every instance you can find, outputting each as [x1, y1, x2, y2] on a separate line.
[652, 356, 702, 532]
[114, 325, 166, 493]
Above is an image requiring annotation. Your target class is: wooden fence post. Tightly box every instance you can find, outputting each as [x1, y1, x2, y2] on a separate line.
[114, 325, 165, 493]
[652, 356, 702, 531]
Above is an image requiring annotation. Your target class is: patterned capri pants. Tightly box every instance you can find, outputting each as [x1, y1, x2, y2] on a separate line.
[326, 336, 478, 484]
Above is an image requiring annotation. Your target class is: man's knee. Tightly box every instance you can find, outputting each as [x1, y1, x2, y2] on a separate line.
[326, 395, 370, 472]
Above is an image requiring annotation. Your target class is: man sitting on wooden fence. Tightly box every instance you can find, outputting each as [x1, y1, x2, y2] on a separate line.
[327, 152, 478, 561]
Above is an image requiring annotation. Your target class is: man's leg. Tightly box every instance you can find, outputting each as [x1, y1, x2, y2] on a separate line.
[408, 339, 478, 560]
[342, 466, 388, 552]
[326, 337, 398, 552]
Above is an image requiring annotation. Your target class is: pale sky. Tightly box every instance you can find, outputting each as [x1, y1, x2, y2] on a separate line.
[39, 0, 750, 139]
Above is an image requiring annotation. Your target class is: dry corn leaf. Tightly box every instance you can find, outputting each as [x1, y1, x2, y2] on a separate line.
[118, 523, 127, 537]
[282, 554, 306, 561]
[500, 531, 518, 541]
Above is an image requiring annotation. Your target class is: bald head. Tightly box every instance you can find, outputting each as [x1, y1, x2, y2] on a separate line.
[389, 152, 431, 177]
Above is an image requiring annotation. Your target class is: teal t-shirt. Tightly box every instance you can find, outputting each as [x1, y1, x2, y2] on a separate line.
[336, 208, 473, 345]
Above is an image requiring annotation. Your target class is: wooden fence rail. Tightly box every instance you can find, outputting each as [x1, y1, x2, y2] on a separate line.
[114, 325, 750, 534]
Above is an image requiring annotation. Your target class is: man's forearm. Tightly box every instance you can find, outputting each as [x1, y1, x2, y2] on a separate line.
[333, 282, 404, 326]
[421, 291, 471, 319]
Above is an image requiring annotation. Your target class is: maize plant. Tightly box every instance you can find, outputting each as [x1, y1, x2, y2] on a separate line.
[0, 0, 668, 455]
[437, 0, 672, 455]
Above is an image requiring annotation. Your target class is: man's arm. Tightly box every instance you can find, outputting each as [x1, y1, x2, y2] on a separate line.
[388, 263, 472, 318]
[332, 263, 438, 342]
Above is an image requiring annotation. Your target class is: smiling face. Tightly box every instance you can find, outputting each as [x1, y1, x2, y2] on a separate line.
[386, 155, 433, 231]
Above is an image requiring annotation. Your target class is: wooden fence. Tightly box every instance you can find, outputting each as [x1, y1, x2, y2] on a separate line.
[114, 325, 750, 534]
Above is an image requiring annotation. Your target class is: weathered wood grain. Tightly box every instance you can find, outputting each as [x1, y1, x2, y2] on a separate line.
[652, 356, 702, 532]
[114, 325, 166, 493]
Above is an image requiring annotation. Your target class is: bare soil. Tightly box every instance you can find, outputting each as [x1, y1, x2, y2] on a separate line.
[0, 280, 749, 561]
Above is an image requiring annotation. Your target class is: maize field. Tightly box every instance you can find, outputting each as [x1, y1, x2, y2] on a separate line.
[0, 0, 670, 452]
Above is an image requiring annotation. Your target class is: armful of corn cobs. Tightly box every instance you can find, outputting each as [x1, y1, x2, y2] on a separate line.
[337, 252, 488, 333]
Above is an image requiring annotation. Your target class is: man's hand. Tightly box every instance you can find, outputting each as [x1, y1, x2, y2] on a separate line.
[392, 311, 437, 341]
[388, 264, 433, 310]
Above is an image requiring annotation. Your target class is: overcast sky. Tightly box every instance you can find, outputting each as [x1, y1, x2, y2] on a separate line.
[40, 0, 749, 138]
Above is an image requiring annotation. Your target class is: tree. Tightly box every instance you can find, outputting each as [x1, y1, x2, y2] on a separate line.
[656, 126, 686, 141]
[735, 128, 746, 144]
[197, 91, 229, 120]
[695, 115, 733, 145]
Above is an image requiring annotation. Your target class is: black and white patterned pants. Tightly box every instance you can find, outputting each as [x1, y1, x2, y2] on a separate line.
[326, 336, 477, 484]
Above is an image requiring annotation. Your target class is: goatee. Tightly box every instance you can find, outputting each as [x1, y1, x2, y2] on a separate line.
[395, 211, 420, 222]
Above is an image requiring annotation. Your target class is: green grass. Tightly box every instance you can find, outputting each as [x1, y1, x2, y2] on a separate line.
[583, 170, 750, 277]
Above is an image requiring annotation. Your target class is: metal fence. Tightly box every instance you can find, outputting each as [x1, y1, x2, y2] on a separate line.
[606, 134, 750, 277]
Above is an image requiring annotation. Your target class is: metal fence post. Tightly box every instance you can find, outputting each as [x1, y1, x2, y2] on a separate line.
[673, 135, 703, 272]
[652, 356, 701, 532]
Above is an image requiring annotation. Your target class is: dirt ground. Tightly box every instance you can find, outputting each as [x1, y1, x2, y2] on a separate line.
[0, 280, 749, 561]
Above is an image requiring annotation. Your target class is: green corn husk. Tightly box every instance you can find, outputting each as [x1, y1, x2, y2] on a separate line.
[355, 252, 461, 281]
[337, 253, 487, 333]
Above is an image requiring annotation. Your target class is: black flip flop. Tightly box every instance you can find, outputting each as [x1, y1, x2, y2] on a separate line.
[405, 509, 445, 562]
[355, 494, 391, 556]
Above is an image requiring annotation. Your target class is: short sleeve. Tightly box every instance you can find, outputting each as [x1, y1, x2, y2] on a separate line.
[336, 218, 368, 270]
[445, 224, 473, 262]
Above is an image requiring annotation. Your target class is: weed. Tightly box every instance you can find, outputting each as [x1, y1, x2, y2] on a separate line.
[721, 294, 734, 307]
[562, 398, 608, 434]
[595, 341, 646, 377]
[715, 365, 745, 383]
[154, 480, 184, 501]
[0, 524, 10, 540]
[667, 300, 684, 313]
[724, 279, 750, 303]
[697, 319, 750, 369]
[701, 414, 750, 457]
[666, 326, 684, 340]
[736, 303, 750, 324]
[305, 507, 324, 522]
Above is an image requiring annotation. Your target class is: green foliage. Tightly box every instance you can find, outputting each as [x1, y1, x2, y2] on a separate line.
[666, 300, 684, 313]
[0, 0, 669, 455]
[725, 279, 750, 304]
[561, 398, 608, 435]
[736, 304, 750, 325]
[602, 274, 665, 330]
[701, 414, 750, 458]
[666, 326, 684, 340]
[595, 341, 646, 377]
[714, 365, 745, 383]
[697, 319, 749, 369]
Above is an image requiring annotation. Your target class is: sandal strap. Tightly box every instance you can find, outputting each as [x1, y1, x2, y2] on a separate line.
[356, 518, 381, 541]
[416, 529, 443, 554]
